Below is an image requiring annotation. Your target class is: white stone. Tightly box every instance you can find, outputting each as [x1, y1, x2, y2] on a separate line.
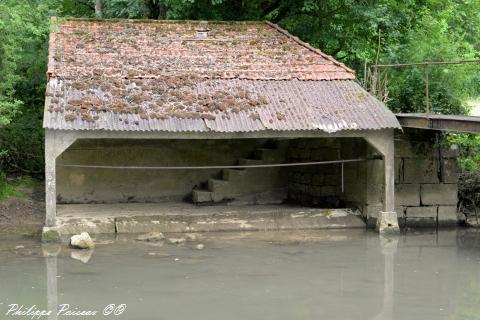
[196, 244, 205, 250]
[70, 232, 95, 249]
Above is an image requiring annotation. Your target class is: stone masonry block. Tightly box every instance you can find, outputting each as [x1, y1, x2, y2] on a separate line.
[192, 190, 212, 203]
[441, 158, 458, 183]
[421, 183, 458, 205]
[437, 206, 458, 224]
[395, 183, 420, 206]
[324, 173, 341, 186]
[321, 186, 337, 196]
[311, 173, 324, 185]
[394, 158, 403, 183]
[366, 183, 383, 205]
[395, 139, 432, 158]
[403, 158, 439, 183]
[311, 186, 323, 197]
[406, 206, 437, 218]
[395, 139, 416, 158]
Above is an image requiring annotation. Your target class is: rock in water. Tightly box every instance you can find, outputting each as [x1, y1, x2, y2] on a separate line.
[195, 244, 205, 250]
[166, 237, 186, 244]
[41, 227, 61, 243]
[136, 232, 165, 242]
[70, 232, 95, 249]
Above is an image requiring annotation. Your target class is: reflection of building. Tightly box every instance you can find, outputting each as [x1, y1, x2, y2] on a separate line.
[371, 236, 397, 320]
[43, 245, 60, 320]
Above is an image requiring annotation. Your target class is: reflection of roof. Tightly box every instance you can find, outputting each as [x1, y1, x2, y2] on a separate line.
[43, 18, 400, 133]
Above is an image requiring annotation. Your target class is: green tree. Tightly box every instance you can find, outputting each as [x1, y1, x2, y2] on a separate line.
[1, 0, 480, 176]
[0, 0, 55, 173]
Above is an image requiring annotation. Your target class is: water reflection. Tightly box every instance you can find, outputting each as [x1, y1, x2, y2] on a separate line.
[371, 236, 397, 320]
[2, 230, 480, 320]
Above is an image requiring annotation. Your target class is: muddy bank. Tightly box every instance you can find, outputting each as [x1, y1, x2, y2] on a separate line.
[0, 183, 45, 234]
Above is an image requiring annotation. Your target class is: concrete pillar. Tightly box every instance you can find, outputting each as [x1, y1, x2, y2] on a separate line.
[365, 130, 400, 233]
[45, 130, 76, 227]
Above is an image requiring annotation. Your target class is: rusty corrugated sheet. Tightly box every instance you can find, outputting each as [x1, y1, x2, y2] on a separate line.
[44, 79, 400, 132]
[43, 19, 400, 133]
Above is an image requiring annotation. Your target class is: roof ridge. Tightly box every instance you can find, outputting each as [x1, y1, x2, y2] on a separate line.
[264, 21, 355, 75]
[62, 17, 265, 25]
[47, 16, 59, 80]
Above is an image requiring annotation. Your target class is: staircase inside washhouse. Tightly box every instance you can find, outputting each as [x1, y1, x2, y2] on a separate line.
[192, 142, 289, 205]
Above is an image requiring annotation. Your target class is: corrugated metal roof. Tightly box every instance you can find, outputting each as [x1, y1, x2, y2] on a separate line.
[44, 79, 400, 132]
[43, 18, 400, 133]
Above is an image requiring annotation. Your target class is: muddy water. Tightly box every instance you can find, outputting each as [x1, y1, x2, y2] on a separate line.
[1, 229, 480, 320]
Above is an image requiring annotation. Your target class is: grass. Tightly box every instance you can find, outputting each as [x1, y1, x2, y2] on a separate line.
[0, 174, 36, 201]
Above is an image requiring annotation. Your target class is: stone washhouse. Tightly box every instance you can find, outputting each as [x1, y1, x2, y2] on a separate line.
[44, 18, 418, 236]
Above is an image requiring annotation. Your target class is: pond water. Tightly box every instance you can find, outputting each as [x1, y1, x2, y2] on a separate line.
[1, 229, 480, 320]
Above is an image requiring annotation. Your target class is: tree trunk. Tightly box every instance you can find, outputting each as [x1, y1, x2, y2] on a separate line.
[95, 0, 102, 17]
[158, 1, 166, 20]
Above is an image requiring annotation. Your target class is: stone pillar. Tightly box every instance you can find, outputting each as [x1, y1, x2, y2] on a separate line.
[365, 130, 400, 233]
[45, 131, 57, 227]
[44, 130, 76, 228]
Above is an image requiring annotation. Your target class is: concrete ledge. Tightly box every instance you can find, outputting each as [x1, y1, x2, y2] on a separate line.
[117, 209, 365, 233]
[56, 217, 116, 235]
[54, 204, 365, 234]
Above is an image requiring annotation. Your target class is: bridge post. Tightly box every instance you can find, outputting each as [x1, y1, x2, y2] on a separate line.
[365, 129, 400, 234]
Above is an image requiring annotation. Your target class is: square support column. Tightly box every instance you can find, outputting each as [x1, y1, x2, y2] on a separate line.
[365, 129, 400, 233]
[45, 130, 76, 227]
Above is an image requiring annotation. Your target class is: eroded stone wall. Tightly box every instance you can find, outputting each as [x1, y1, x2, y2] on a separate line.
[57, 139, 270, 203]
[394, 129, 459, 227]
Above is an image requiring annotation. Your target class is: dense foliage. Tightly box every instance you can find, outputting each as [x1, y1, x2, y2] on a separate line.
[0, 0, 479, 175]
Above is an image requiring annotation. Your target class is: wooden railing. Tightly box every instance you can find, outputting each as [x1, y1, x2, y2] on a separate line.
[368, 60, 480, 113]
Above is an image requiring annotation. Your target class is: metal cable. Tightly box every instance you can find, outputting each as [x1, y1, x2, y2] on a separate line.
[60, 158, 365, 170]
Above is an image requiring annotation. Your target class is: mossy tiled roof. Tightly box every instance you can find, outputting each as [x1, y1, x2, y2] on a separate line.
[44, 18, 400, 133]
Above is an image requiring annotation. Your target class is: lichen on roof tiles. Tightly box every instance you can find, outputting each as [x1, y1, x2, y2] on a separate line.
[48, 19, 355, 81]
[44, 18, 400, 132]
[46, 75, 270, 123]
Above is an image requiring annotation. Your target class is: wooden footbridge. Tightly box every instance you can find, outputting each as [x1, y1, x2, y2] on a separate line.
[370, 59, 480, 134]
[396, 113, 480, 133]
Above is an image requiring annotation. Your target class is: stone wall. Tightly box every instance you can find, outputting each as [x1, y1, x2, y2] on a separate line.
[286, 138, 366, 208]
[57, 132, 460, 228]
[394, 129, 459, 227]
[57, 139, 270, 203]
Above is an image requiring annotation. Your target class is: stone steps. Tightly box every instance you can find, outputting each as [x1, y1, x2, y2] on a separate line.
[192, 144, 286, 205]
